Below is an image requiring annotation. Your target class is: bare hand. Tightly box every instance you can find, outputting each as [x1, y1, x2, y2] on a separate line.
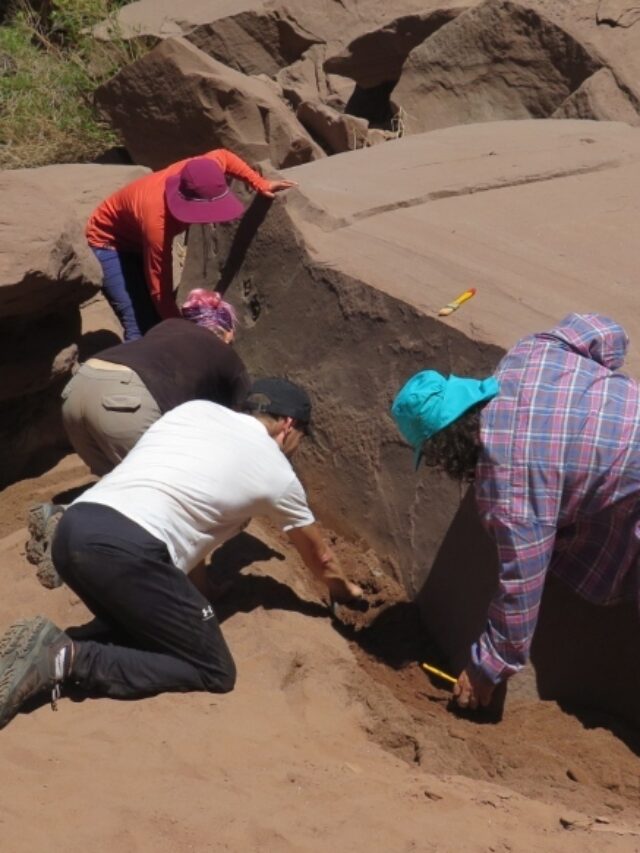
[261, 179, 298, 198]
[327, 577, 363, 604]
[453, 668, 495, 710]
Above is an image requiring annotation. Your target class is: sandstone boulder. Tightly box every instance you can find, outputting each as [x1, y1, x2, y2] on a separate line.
[186, 8, 321, 78]
[96, 0, 443, 99]
[100, 0, 434, 53]
[181, 118, 640, 722]
[324, 8, 462, 90]
[276, 45, 355, 112]
[552, 67, 640, 125]
[0, 163, 147, 486]
[392, 0, 602, 135]
[95, 37, 324, 170]
[93, 0, 265, 41]
[296, 101, 370, 154]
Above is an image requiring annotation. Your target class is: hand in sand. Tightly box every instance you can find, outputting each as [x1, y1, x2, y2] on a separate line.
[261, 179, 298, 198]
[453, 668, 495, 711]
[327, 577, 364, 605]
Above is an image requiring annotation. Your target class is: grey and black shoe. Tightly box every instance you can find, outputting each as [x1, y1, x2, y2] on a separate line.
[26, 502, 65, 589]
[0, 616, 73, 729]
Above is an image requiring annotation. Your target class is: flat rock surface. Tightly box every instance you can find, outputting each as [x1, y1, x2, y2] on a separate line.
[283, 118, 640, 375]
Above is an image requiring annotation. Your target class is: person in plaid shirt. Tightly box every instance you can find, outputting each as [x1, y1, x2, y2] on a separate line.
[392, 313, 640, 711]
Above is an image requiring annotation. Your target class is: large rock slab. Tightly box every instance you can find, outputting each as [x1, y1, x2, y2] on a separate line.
[0, 163, 146, 487]
[392, 0, 602, 134]
[95, 37, 324, 170]
[182, 118, 640, 722]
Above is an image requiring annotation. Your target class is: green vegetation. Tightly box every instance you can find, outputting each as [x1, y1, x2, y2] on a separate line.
[0, 0, 145, 169]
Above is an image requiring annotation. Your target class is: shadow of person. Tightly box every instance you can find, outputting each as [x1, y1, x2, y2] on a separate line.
[555, 701, 640, 757]
[214, 573, 331, 625]
[216, 194, 272, 295]
[207, 530, 284, 580]
[206, 530, 329, 624]
[77, 329, 121, 362]
[52, 481, 96, 505]
[333, 596, 506, 724]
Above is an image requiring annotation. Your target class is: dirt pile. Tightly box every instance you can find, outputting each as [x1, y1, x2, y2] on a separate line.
[0, 455, 638, 851]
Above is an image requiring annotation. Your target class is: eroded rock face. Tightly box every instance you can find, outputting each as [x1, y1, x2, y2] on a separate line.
[296, 101, 370, 154]
[552, 67, 640, 124]
[187, 9, 322, 77]
[181, 119, 640, 721]
[0, 163, 146, 486]
[597, 0, 640, 27]
[324, 8, 463, 90]
[392, 0, 602, 134]
[95, 37, 324, 170]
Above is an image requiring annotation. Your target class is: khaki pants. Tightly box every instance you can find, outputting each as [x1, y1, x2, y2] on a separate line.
[61, 361, 161, 476]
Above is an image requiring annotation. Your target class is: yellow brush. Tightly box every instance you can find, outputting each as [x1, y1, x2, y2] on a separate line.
[438, 287, 476, 317]
[421, 662, 457, 685]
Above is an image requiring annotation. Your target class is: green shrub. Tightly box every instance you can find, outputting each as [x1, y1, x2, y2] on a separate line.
[0, 0, 145, 169]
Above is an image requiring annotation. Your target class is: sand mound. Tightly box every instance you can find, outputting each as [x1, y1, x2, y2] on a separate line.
[0, 457, 638, 851]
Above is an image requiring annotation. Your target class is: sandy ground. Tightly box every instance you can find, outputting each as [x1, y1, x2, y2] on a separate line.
[0, 456, 639, 852]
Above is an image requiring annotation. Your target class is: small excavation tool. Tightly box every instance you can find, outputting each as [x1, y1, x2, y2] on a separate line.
[421, 661, 457, 685]
[438, 288, 476, 317]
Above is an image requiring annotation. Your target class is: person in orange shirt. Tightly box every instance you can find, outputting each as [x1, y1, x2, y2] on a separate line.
[86, 149, 295, 340]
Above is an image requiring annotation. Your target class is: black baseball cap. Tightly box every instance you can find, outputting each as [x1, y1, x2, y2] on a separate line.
[244, 377, 312, 428]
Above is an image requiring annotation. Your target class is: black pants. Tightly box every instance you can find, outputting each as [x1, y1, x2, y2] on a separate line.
[51, 502, 236, 699]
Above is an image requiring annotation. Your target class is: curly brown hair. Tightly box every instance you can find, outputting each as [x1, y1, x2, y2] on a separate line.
[420, 405, 483, 482]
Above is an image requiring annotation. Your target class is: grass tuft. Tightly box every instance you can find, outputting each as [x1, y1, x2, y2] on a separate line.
[0, 0, 146, 169]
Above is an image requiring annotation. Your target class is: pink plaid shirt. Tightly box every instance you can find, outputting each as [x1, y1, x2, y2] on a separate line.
[472, 314, 640, 684]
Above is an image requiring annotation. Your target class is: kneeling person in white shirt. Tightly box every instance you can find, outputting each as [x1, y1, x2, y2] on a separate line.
[0, 378, 363, 728]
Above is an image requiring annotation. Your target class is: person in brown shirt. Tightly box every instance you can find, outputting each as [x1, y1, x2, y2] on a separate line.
[27, 289, 250, 588]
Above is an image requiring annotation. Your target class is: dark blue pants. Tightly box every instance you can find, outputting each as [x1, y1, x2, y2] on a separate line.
[51, 503, 236, 699]
[92, 247, 161, 341]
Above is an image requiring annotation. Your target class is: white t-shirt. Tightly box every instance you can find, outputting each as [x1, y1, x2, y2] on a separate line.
[74, 400, 315, 572]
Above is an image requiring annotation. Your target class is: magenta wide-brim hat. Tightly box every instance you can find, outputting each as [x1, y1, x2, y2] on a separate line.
[165, 174, 246, 224]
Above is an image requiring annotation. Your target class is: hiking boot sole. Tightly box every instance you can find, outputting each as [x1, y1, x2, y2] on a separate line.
[25, 504, 64, 590]
[0, 616, 66, 729]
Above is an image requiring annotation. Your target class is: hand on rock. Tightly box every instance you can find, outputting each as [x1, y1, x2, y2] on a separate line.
[261, 179, 298, 198]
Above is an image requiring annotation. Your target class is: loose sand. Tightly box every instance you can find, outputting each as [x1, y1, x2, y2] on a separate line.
[0, 456, 639, 851]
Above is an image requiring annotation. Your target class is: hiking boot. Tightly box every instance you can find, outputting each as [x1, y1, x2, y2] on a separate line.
[25, 502, 65, 589]
[0, 616, 73, 729]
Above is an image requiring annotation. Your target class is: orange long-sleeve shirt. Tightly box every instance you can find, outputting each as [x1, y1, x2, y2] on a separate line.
[86, 149, 270, 320]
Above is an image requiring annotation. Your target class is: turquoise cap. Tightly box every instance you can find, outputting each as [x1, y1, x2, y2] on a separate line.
[391, 370, 499, 469]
